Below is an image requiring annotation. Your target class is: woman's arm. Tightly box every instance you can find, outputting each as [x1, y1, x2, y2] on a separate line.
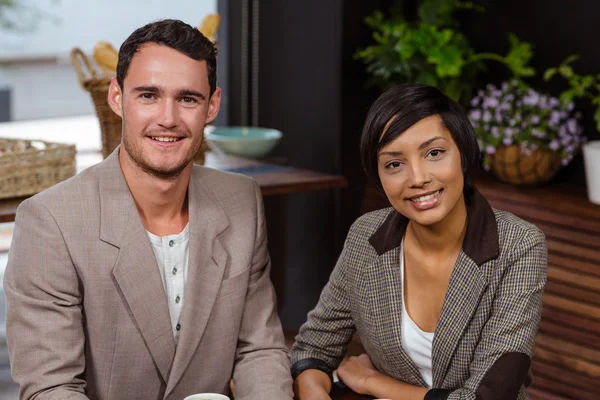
[337, 227, 547, 400]
[291, 224, 361, 399]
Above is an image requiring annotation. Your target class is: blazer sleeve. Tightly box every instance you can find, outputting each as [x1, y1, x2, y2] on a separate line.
[426, 229, 548, 400]
[289, 222, 357, 375]
[230, 181, 294, 400]
[4, 199, 89, 400]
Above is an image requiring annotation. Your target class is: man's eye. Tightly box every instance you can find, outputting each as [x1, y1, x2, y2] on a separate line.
[140, 93, 155, 100]
[181, 97, 197, 104]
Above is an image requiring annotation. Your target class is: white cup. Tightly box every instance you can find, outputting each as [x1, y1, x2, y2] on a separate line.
[583, 140, 600, 205]
[183, 394, 230, 400]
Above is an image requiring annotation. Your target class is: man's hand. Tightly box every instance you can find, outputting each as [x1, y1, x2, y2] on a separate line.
[336, 354, 381, 395]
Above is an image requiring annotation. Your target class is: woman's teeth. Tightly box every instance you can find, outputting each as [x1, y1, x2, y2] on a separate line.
[411, 190, 441, 203]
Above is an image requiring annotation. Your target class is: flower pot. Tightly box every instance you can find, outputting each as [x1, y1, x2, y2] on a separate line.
[490, 145, 562, 185]
[583, 140, 600, 205]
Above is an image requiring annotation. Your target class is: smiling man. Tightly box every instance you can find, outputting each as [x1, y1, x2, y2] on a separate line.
[5, 19, 293, 400]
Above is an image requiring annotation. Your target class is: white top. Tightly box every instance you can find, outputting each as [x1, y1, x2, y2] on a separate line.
[400, 240, 435, 388]
[147, 223, 190, 345]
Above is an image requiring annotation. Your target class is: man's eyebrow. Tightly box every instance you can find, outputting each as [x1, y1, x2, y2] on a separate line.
[131, 86, 160, 93]
[177, 89, 206, 100]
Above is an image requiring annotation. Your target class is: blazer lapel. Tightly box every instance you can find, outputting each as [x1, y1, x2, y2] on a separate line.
[431, 251, 488, 386]
[165, 167, 230, 396]
[98, 150, 175, 384]
[364, 247, 427, 387]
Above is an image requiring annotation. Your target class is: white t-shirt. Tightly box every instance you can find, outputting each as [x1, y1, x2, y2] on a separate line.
[147, 223, 190, 345]
[400, 240, 434, 387]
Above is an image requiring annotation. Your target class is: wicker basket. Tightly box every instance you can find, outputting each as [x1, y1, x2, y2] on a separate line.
[70, 47, 208, 164]
[0, 138, 76, 199]
[490, 145, 562, 185]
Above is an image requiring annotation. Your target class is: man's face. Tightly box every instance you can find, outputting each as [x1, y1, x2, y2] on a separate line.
[108, 43, 220, 178]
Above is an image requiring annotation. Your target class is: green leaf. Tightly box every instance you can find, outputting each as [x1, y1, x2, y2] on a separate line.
[559, 90, 576, 105]
[559, 65, 574, 78]
[503, 33, 536, 78]
[562, 54, 580, 66]
[544, 68, 557, 81]
[427, 45, 465, 77]
[419, 0, 456, 27]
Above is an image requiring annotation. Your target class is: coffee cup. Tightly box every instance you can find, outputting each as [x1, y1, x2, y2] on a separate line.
[183, 393, 230, 400]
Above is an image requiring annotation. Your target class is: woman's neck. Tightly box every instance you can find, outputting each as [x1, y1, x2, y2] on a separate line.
[406, 194, 468, 256]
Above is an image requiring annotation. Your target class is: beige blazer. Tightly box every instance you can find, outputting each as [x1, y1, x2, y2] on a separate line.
[292, 189, 547, 399]
[5, 149, 293, 400]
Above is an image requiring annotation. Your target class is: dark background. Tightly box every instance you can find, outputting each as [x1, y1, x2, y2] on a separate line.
[223, 0, 597, 330]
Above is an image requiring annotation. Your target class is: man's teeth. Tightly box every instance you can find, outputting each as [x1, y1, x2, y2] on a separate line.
[411, 190, 441, 203]
[151, 137, 180, 142]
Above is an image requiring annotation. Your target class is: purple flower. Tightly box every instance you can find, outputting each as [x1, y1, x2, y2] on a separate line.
[550, 111, 561, 126]
[561, 158, 569, 166]
[567, 102, 575, 111]
[469, 109, 482, 121]
[491, 127, 500, 138]
[504, 127, 514, 137]
[502, 82, 509, 91]
[567, 119, 578, 134]
[532, 128, 545, 139]
[549, 139, 560, 151]
[471, 97, 480, 107]
[530, 143, 538, 151]
[483, 97, 499, 108]
[531, 115, 540, 124]
[523, 92, 540, 106]
[561, 135, 572, 146]
[483, 110, 492, 122]
[503, 137, 513, 146]
[550, 98, 560, 108]
[485, 145, 496, 155]
[495, 111, 503, 121]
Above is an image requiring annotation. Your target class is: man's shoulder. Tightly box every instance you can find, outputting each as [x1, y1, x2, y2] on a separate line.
[20, 164, 101, 217]
[192, 164, 257, 196]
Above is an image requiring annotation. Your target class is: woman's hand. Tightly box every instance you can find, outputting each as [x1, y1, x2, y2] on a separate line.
[336, 354, 381, 395]
[294, 369, 333, 400]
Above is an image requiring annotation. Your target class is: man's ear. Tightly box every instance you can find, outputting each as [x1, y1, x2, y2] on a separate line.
[107, 77, 124, 118]
[205, 87, 221, 124]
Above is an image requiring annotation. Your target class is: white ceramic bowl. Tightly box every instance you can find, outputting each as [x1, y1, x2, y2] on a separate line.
[205, 126, 282, 159]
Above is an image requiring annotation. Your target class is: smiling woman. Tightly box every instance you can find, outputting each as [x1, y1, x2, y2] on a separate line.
[291, 84, 548, 400]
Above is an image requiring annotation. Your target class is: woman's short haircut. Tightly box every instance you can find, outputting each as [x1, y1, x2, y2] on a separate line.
[360, 83, 480, 199]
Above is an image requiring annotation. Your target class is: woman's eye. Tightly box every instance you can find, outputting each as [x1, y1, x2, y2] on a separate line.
[385, 161, 402, 169]
[428, 149, 445, 158]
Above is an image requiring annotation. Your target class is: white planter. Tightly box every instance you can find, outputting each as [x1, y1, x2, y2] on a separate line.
[583, 140, 600, 205]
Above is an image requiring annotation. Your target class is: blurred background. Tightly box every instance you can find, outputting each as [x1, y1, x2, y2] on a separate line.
[1, 0, 599, 398]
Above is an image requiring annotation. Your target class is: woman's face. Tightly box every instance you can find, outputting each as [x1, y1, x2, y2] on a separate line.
[377, 115, 465, 227]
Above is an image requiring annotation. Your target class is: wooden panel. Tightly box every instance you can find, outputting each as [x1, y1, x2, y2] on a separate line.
[530, 375, 598, 400]
[539, 312, 600, 349]
[533, 346, 600, 379]
[536, 333, 600, 365]
[531, 359, 600, 392]
[535, 221, 599, 249]
[543, 293, 600, 321]
[549, 254, 600, 277]
[547, 239, 600, 263]
[545, 281, 600, 306]
[547, 265, 600, 292]
[527, 387, 571, 400]
[541, 306, 600, 337]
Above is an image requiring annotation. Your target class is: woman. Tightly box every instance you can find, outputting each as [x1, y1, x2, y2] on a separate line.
[290, 84, 547, 400]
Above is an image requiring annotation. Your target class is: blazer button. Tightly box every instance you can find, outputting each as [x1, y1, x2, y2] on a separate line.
[169, 240, 175, 247]
[176, 323, 181, 331]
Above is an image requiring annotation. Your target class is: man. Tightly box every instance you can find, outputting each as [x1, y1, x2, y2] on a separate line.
[5, 19, 293, 400]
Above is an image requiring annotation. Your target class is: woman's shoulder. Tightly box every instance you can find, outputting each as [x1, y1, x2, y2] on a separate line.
[349, 207, 396, 238]
[492, 209, 546, 242]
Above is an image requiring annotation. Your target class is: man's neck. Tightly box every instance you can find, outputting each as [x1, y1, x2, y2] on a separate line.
[119, 150, 191, 236]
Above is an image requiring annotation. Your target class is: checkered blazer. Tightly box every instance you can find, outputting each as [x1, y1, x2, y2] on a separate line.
[291, 189, 547, 399]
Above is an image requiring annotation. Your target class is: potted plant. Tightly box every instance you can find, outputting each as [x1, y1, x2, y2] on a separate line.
[469, 80, 585, 185]
[354, 0, 535, 104]
[545, 56, 600, 204]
